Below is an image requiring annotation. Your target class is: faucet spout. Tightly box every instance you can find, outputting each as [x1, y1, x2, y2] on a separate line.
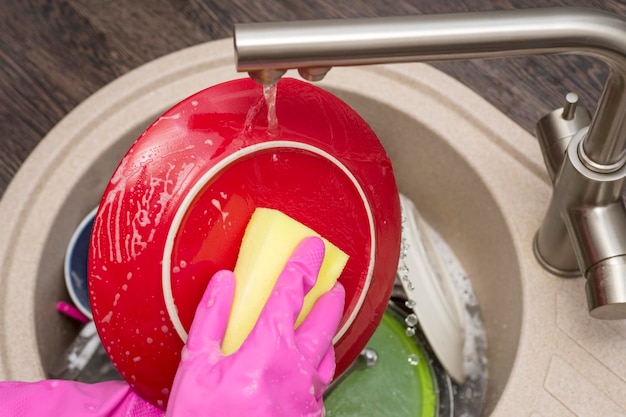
[235, 7, 626, 169]
[234, 7, 626, 318]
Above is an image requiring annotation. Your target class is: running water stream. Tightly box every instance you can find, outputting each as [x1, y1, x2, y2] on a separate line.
[241, 82, 278, 135]
[264, 83, 278, 133]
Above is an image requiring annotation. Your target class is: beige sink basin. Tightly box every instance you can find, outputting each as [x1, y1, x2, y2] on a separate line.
[0, 38, 624, 416]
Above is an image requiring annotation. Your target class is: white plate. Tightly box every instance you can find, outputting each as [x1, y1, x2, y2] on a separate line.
[398, 194, 466, 382]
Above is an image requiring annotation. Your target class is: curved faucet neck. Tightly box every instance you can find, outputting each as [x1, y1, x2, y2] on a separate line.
[235, 7, 626, 170]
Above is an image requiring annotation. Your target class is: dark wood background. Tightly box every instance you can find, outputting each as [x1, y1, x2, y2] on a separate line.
[2, 0, 626, 197]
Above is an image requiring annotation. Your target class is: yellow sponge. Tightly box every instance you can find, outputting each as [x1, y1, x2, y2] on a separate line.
[221, 207, 349, 355]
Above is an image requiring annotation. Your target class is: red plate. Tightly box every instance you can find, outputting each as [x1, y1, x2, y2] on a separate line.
[88, 78, 400, 408]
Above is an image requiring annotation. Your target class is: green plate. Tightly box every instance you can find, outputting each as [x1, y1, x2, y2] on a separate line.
[325, 306, 438, 416]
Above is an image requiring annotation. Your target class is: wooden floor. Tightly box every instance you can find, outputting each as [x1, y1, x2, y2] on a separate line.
[1, 0, 626, 196]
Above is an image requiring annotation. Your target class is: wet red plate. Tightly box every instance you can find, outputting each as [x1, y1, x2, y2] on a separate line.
[88, 77, 400, 408]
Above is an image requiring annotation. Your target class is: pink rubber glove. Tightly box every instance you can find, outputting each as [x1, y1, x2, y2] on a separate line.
[0, 237, 345, 417]
[0, 380, 161, 416]
[166, 236, 345, 417]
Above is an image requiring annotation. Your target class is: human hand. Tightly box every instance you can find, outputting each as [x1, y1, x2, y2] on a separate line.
[0, 237, 344, 417]
[0, 379, 162, 417]
[165, 236, 345, 417]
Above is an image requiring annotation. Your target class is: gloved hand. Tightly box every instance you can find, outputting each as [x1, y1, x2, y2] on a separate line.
[0, 237, 345, 417]
[166, 236, 345, 417]
[0, 379, 162, 416]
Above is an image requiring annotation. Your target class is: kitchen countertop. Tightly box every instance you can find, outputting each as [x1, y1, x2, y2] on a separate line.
[1, 0, 626, 197]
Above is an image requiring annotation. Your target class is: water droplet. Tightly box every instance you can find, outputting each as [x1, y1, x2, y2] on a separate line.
[405, 327, 416, 337]
[404, 313, 418, 327]
[407, 354, 420, 366]
[102, 311, 113, 323]
[405, 299, 416, 309]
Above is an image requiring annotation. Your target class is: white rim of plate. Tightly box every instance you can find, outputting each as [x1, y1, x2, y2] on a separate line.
[162, 140, 376, 344]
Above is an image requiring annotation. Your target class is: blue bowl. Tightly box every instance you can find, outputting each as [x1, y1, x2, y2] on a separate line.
[64, 208, 97, 319]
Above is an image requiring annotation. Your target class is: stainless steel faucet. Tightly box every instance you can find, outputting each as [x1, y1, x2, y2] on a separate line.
[234, 7, 626, 319]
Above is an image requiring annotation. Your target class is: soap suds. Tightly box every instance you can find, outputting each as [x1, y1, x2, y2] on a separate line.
[211, 199, 230, 222]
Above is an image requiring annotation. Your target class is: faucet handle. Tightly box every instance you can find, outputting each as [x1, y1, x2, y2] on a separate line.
[535, 92, 591, 183]
[561, 92, 579, 121]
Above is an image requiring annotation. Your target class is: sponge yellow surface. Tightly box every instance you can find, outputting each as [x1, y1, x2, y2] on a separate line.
[221, 207, 349, 355]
